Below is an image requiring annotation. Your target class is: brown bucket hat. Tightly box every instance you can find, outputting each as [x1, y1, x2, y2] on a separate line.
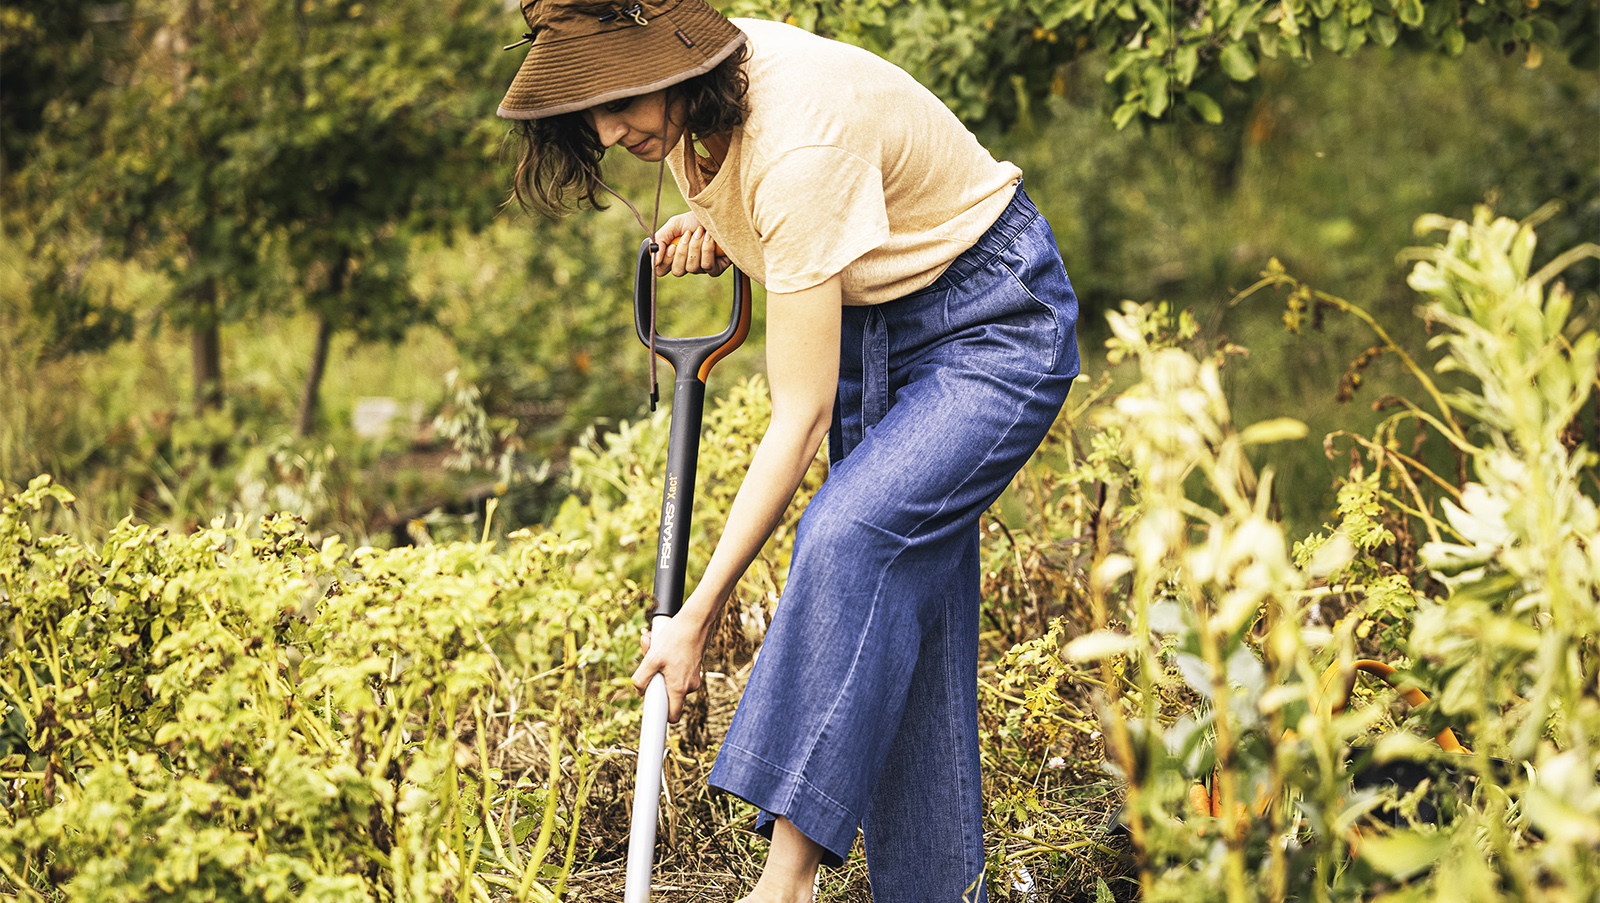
[498, 0, 746, 120]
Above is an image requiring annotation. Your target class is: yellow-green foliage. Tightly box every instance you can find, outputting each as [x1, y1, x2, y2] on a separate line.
[1071, 209, 1599, 902]
[2, 211, 1596, 901]
[0, 376, 818, 901]
[0, 481, 599, 901]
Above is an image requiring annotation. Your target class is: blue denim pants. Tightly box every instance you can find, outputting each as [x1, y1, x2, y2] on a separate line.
[708, 186, 1080, 902]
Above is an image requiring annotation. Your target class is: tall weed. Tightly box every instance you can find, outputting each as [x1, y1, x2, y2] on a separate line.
[1073, 208, 1599, 901]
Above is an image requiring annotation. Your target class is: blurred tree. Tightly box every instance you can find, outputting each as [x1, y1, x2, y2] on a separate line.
[2, 2, 142, 358]
[239, 0, 509, 435]
[11, 0, 508, 430]
[725, 0, 1597, 130]
[0, 1, 120, 180]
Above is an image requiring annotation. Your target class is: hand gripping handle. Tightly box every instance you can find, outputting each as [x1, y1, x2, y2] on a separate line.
[633, 239, 754, 389]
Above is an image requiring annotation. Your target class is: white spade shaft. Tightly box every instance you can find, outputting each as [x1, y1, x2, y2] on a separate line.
[623, 637, 671, 903]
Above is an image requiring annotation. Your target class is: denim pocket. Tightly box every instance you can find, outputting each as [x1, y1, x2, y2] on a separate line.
[937, 228, 1069, 377]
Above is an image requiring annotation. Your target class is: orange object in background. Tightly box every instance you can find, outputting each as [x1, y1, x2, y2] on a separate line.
[1318, 659, 1469, 754]
[1183, 658, 1472, 839]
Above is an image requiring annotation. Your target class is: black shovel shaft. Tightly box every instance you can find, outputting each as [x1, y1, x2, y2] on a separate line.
[633, 239, 752, 619]
[652, 377, 705, 618]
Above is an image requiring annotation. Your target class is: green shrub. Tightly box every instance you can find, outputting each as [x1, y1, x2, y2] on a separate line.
[0, 374, 817, 901]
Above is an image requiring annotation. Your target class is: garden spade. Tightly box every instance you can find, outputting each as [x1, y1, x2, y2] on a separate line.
[624, 239, 752, 903]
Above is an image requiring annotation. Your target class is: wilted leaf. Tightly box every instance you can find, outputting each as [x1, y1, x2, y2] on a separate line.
[1238, 417, 1308, 445]
[1064, 630, 1139, 661]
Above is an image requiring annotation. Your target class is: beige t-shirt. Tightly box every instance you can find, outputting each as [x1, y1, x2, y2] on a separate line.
[667, 18, 1022, 305]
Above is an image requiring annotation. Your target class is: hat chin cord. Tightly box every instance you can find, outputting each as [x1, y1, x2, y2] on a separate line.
[583, 95, 672, 411]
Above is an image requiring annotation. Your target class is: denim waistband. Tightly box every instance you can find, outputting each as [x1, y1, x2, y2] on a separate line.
[921, 181, 1038, 294]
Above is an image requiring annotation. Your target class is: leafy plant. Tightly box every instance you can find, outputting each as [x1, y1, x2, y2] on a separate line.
[1071, 208, 1598, 901]
[724, 0, 1597, 129]
[0, 371, 825, 901]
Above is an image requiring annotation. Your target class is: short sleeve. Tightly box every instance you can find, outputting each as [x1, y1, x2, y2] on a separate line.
[750, 146, 890, 293]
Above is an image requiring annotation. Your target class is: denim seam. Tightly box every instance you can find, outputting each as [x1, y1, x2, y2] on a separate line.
[941, 583, 976, 883]
[718, 741, 857, 818]
[788, 529, 909, 823]
[862, 306, 889, 432]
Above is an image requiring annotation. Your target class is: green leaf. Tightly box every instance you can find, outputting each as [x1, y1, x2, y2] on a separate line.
[1219, 42, 1258, 80]
[1175, 43, 1200, 84]
[1229, 0, 1266, 39]
[1321, 11, 1348, 51]
[1112, 99, 1143, 129]
[1143, 66, 1170, 117]
[513, 813, 543, 844]
[1359, 830, 1449, 880]
[1438, 661, 1485, 715]
[1135, 0, 1170, 34]
[1531, 18, 1560, 46]
[1190, 89, 1222, 123]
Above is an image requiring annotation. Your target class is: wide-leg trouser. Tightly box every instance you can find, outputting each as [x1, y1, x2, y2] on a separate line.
[707, 185, 1080, 903]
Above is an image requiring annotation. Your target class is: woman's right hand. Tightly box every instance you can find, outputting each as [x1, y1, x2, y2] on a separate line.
[653, 212, 730, 277]
[631, 608, 714, 723]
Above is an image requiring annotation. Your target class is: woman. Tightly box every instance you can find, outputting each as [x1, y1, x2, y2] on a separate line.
[500, 2, 1080, 900]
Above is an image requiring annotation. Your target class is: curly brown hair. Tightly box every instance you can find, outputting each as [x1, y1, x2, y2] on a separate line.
[507, 44, 749, 215]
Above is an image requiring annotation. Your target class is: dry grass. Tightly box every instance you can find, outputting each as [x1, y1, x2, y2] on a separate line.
[531, 657, 1134, 903]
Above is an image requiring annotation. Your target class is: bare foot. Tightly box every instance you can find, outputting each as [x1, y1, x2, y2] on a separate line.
[737, 817, 821, 903]
[734, 886, 813, 903]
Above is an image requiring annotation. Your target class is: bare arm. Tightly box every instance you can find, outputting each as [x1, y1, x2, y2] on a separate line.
[631, 274, 842, 720]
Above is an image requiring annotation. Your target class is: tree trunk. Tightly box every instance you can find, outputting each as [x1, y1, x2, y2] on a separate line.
[191, 278, 223, 415]
[295, 252, 348, 438]
[295, 313, 333, 438]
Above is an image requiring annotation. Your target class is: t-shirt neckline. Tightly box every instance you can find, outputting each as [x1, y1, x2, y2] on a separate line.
[682, 128, 739, 201]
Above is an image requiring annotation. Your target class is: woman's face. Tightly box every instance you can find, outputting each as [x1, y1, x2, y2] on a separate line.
[583, 90, 686, 162]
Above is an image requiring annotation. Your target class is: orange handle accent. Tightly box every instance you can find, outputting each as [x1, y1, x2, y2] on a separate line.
[1318, 659, 1469, 754]
[696, 271, 753, 383]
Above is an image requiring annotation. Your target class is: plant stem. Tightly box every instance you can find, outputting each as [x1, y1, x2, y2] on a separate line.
[474, 699, 518, 876]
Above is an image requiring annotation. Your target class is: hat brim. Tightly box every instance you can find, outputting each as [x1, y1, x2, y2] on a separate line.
[497, 3, 745, 119]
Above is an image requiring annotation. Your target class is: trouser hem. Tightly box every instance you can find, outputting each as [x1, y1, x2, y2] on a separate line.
[708, 742, 858, 867]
